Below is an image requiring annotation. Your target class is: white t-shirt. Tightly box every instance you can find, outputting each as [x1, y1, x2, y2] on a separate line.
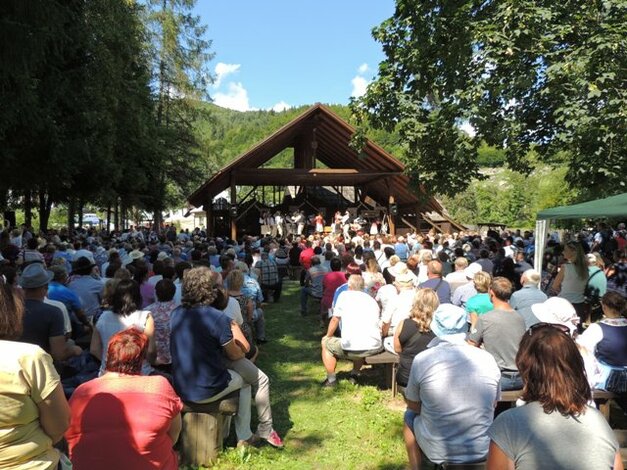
[376, 284, 398, 326]
[389, 289, 415, 333]
[222, 297, 244, 325]
[333, 290, 382, 351]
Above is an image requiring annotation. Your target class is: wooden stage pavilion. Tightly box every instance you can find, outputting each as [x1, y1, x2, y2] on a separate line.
[187, 104, 463, 239]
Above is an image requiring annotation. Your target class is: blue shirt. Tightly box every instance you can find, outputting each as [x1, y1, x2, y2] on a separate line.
[48, 281, 82, 313]
[170, 305, 233, 402]
[420, 278, 452, 305]
[68, 275, 105, 319]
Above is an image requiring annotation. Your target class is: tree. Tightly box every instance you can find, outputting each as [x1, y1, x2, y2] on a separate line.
[145, 0, 214, 230]
[352, 0, 627, 197]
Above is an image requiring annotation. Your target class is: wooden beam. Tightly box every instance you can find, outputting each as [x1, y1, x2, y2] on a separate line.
[230, 180, 237, 241]
[231, 168, 401, 186]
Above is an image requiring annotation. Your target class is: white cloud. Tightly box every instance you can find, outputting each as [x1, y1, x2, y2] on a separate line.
[270, 101, 291, 112]
[460, 121, 477, 137]
[213, 82, 252, 111]
[351, 75, 369, 98]
[213, 62, 240, 88]
[358, 63, 369, 74]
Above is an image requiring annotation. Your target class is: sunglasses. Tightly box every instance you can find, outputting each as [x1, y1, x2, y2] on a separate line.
[528, 322, 571, 336]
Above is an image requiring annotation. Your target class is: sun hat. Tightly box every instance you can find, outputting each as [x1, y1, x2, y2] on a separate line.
[157, 251, 170, 261]
[531, 297, 579, 334]
[128, 250, 144, 261]
[392, 262, 416, 284]
[431, 304, 468, 337]
[19, 263, 53, 289]
[463, 262, 483, 280]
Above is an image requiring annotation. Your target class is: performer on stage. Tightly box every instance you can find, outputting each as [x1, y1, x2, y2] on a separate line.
[314, 212, 324, 234]
[341, 210, 351, 239]
[293, 210, 305, 236]
[333, 211, 342, 235]
[275, 211, 284, 238]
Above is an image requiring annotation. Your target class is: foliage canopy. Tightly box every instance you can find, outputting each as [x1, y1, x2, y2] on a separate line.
[352, 0, 627, 197]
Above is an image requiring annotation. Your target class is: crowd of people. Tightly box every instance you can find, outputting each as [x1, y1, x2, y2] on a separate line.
[0, 219, 625, 468]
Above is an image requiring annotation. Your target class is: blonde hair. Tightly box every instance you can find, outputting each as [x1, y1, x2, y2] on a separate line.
[473, 271, 492, 293]
[226, 269, 244, 291]
[389, 255, 401, 267]
[410, 288, 439, 333]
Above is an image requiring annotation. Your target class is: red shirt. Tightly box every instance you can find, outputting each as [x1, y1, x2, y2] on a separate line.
[66, 374, 182, 470]
[299, 247, 315, 269]
[322, 271, 348, 309]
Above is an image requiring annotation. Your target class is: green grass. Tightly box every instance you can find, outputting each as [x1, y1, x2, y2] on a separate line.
[186, 281, 406, 470]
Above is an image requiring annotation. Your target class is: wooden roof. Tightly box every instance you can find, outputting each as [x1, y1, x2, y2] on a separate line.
[188, 103, 443, 213]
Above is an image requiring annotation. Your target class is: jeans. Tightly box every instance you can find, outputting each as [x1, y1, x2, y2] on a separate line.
[225, 357, 274, 438]
[300, 286, 321, 314]
[194, 369, 253, 441]
[500, 372, 523, 391]
[253, 307, 266, 341]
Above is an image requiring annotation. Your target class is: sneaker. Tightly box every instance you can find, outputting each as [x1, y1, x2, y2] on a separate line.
[321, 378, 337, 388]
[264, 430, 284, 448]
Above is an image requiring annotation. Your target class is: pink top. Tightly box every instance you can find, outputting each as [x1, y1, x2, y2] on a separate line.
[67, 375, 182, 470]
[322, 271, 348, 309]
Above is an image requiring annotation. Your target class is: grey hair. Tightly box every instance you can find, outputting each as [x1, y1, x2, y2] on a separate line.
[522, 269, 541, 286]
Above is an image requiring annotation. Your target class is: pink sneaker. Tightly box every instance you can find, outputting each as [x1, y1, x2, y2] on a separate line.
[264, 430, 284, 448]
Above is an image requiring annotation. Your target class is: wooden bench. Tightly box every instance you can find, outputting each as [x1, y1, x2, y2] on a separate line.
[179, 391, 239, 467]
[365, 351, 399, 397]
[499, 389, 616, 420]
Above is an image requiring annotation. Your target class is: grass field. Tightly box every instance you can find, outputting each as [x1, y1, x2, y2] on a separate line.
[186, 280, 407, 470]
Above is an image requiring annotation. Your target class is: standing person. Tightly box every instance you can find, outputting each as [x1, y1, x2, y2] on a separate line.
[66, 328, 182, 469]
[487, 324, 622, 470]
[551, 240, 589, 326]
[169, 267, 256, 446]
[0, 275, 71, 470]
[314, 212, 324, 234]
[467, 277, 527, 391]
[403, 302, 500, 469]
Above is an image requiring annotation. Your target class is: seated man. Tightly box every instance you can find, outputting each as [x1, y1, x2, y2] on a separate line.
[467, 277, 527, 391]
[321, 275, 383, 387]
[419, 260, 451, 304]
[19, 263, 82, 362]
[403, 304, 500, 469]
[300, 256, 327, 316]
[254, 251, 282, 303]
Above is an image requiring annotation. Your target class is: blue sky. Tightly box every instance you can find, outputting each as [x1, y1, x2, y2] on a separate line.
[194, 1, 395, 112]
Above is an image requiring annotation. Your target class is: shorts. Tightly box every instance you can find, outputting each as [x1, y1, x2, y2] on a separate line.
[322, 336, 383, 360]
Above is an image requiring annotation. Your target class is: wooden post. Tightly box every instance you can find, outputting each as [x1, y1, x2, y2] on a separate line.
[230, 180, 237, 241]
[205, 200, 214, 237]
[415, 207, 422, 235]
[388, 195, 396, 236]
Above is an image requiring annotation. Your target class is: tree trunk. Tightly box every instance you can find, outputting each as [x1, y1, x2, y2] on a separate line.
[24, 189, 32, 228]
[77, 199, 84, 228]
[106, 204, 112, 234]
[38, 190, 52, 233]
[114, 199, 120, 231]
[67, 197, 76, 235]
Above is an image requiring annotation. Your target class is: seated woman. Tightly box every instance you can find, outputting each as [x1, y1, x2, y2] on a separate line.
[393, 288, 438, 389]
[91, 279, 156, 375]
[465, 271, 493, 328]
[577, 291, 627, 397]
[0, 277, 70, 470]
[66, 328, 182, 469]
[487, 323, 622, 470]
